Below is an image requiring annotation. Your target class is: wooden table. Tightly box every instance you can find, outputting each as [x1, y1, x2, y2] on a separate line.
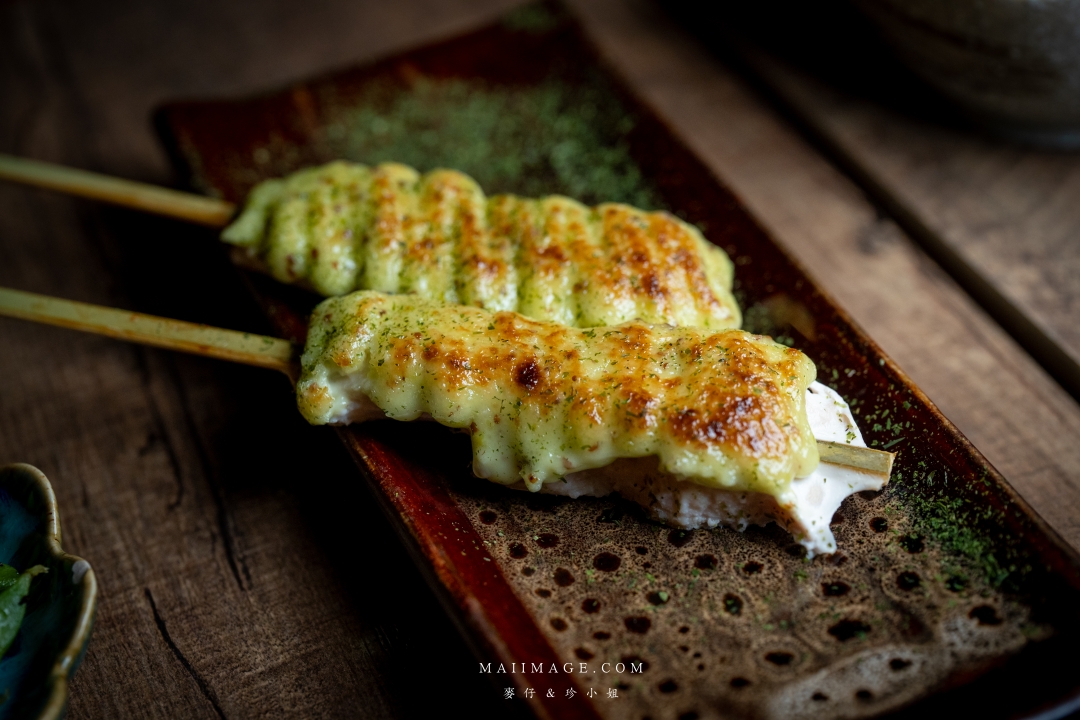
[1, 0, 1078, 717]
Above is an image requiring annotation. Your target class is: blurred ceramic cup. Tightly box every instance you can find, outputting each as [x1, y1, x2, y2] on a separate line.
[850, 0, 1080, 147]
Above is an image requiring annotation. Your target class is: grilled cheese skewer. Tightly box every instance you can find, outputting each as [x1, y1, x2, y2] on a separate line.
[0, 155, 741, 331]
[0, 286, 891, 554]
[298, 291, 892, 555]
[225, 161, 741, 330]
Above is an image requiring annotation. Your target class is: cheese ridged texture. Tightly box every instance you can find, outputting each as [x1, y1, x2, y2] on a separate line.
[297, 292, 817, 495]
[223, 161, 741, 330]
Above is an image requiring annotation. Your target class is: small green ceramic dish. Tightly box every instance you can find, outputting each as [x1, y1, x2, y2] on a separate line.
[0, 464, 96, 720]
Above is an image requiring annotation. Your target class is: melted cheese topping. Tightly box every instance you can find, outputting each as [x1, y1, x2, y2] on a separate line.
[223, 161, 741, 330]
[297, 291, 817, 495]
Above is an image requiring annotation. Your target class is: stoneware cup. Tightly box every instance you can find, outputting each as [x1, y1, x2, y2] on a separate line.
[851, 0, 1080, 148]
[0, 464, 96, 720]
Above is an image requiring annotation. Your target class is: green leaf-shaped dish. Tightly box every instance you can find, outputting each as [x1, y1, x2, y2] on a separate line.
[0, 465, 96, 720]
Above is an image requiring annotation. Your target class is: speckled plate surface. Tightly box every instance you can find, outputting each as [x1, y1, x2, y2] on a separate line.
[0, 464, 97, 720]
[156, 3, 1080, 718]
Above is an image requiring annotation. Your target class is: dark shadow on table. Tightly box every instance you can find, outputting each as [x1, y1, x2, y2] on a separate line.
[659, 0, 970, 131]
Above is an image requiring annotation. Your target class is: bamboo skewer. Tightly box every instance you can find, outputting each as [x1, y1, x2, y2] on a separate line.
[0, 286, 894, 477]
[0, 287, 294, 376]
[0, 154, 235, 227]
[818, 440, 893, 479]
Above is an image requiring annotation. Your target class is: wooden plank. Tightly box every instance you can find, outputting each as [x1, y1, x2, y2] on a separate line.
[733, 47, 1080, 401]
[567, 0, 1080, 550]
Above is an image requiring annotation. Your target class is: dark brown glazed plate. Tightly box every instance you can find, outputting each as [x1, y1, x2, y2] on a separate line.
[155, 4, 1080, 718]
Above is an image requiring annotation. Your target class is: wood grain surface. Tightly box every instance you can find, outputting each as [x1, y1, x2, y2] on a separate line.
[739, 49, 1080, 399]
[1, 0, 1079, 718]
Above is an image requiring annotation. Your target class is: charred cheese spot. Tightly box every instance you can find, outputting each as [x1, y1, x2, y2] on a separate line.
[514, 360, 542, 392]
[641, 273, 663, 299]
[669, 394, 788, 459]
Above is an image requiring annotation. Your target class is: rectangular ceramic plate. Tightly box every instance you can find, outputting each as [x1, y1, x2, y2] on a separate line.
[155, 4, 1080, 718]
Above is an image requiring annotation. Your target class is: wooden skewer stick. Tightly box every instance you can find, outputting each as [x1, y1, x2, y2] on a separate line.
[0, 153, 235, 227]
[817, 440, 894, 479]
[0, 285, 893, 478]
[0, 287, 294, 376]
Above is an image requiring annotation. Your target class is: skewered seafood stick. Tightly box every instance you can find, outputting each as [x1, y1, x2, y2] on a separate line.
[223, 161, 741, 330]
[0, 286, 892, 556]
[299, 292, 891, 556]
[0, 154, 741, 330]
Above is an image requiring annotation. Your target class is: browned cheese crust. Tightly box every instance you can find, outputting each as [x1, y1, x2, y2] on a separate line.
[297, 292, 816, 494]
[223, 161, 740, 330]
